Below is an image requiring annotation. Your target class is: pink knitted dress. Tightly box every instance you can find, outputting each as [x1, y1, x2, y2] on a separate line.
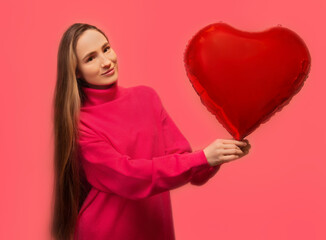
[74, 79, 220, 240]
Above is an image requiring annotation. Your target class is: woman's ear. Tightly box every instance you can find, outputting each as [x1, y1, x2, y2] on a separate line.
[76, 72, 80, 79]
[76, 68, 82, 79]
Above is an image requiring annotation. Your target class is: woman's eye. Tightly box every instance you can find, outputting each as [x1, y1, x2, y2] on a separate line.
[86, 47, 110, 62]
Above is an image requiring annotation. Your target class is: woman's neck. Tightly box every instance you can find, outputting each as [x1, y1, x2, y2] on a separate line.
[80, 79, 121, 107]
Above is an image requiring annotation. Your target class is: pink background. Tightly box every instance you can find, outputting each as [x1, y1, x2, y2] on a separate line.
[1, 0, 325, 239]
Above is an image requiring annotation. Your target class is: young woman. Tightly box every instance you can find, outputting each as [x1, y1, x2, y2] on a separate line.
[51, 23, 251, 240]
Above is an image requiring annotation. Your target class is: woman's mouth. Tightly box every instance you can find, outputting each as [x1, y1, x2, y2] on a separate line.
[102, 67, 115, 76]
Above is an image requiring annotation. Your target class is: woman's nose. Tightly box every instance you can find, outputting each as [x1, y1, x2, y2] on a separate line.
[100, 55, 112, 67]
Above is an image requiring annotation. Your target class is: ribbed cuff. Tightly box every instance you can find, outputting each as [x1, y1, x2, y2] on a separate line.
[187, 149, 211, 170]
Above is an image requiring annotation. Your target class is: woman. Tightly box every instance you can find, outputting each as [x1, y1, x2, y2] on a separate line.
[51, 23, 251, 240]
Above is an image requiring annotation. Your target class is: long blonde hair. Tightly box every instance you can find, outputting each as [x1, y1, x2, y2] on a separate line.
[51, 23, 109, 240]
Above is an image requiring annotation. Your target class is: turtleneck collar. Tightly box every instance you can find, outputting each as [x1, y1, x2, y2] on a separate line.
[81, 80, 121, 107]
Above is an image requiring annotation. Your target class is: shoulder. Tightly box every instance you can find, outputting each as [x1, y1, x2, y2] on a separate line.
[132, 85, 158, 95]
[131, 85, 162, 103]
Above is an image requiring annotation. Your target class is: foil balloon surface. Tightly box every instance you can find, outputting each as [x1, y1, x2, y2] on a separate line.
[184, 22, 311, 140]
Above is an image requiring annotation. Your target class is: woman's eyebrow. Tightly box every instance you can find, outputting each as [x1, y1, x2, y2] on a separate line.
[82, 42, 109, 60]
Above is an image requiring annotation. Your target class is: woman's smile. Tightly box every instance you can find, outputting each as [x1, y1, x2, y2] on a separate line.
[102, 67, 115, 76]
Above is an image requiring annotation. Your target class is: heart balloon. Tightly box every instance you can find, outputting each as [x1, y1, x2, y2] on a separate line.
[184, 22, 311, 140]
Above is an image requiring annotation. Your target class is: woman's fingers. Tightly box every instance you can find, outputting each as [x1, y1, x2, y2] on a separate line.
[222, 139, 247, 147]
[223, 143, 241, 150]
[220, 154, 240, 164]
[240, 143, 251, 155]
[243, 143, 251, 150]
[221, 148, 244, 155]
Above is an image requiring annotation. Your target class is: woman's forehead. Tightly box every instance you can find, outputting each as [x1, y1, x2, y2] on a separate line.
[76, 30, 109, 59]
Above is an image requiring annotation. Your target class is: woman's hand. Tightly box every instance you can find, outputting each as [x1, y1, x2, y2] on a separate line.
[203, 138, 251, 167]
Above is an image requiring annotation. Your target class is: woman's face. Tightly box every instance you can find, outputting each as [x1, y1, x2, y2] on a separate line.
[75, 29, 118, 89]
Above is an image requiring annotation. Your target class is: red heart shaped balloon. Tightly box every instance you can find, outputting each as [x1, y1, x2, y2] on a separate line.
[184, 22, 311, 140]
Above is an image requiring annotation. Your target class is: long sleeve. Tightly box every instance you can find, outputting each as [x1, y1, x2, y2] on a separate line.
[159, 96, 221, 186]
[78, 131, 210, 200]
[75, 84, 219, 240]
